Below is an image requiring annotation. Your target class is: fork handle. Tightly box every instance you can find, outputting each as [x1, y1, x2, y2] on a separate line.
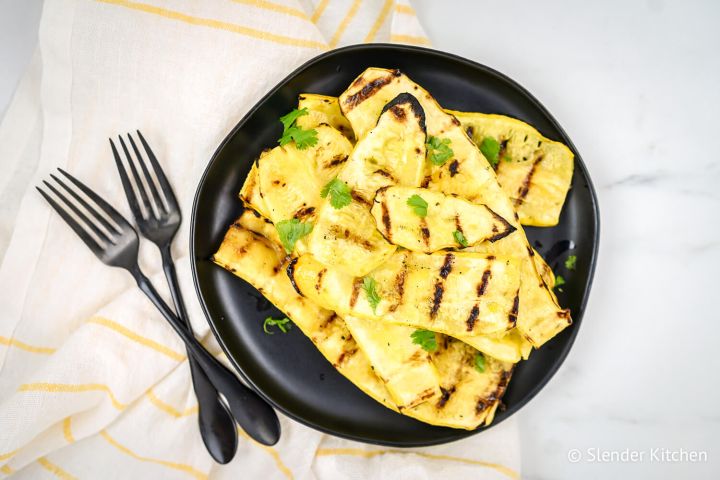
[129, 265, 281, 446]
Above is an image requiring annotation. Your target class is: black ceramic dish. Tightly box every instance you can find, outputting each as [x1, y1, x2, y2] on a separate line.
[190, 44, 599, 447]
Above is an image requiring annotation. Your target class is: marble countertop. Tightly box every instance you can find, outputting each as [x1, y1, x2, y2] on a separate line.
[1, 1, 718, 478]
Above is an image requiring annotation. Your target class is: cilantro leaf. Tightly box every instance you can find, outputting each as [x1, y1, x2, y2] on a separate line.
[320, 177, 352, 209]
[479, 137, 501, 167]
[565, 255, 577, 270]
[554, 275, 566, 292]
[411, 329, 437, 352]
[407, 194, 428, 217]
[426, 136, 454, 166]
[279, 125, 318, 150]
[279, 107, 309, 131]
[453, 230, 468, 247]
[275, 218, 313, 253]
[362, 276, 381, 312]
[474, 352, 486, 372]
[263, 316, 292, 334]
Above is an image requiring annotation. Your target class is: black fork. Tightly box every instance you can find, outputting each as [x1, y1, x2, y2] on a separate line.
[110, 131, 239, 462]
[37, 169, 280, 448]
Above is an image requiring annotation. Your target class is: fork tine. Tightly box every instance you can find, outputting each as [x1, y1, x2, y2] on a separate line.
[128, 133, 166, 214]
[136, 130, 178, 210]
[42, 179, 113, 244]
[50, 173, 122, 236]
[118, 135, 153, 219]
[110, 139, 145, 221]
[57, 167, 134, 231]
[37, 186, 103, 254]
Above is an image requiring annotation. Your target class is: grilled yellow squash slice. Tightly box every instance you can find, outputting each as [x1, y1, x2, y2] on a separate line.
[239, 158, 271, 219]
[338, 68, 570, 347]
[343, 315, 441, 409]
[371, 186, 515, 252]
[213, 218, 398, 412]
[290, 250, 520, 336]
[449, 110, 574, 227]
[296, 94, 354, 142]
[256, 125, 352, 223]
[306, 93, 427, 277]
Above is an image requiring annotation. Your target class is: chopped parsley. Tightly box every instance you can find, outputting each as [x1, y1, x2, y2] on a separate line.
[474, 352, 486, 372]
[479, 137, 500, 167]
[565, 255, 577, 270]
[411, 329, 437, 352]
[426, 136, 454, 166]
[407, 194, 428, 217]
[362, 276, 381, 312]
[275, 218, 313, 253]
[554, 275, 566, 292]
[278, 108, 318, 149]
[453, 230, 468, 247]
[320, 177, 352, 209]
[263, 316, 292, 334]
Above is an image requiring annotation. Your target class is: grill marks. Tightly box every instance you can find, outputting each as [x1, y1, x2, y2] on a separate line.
[430, 254, 454, 318]
[344, 74, 395, 110]
[325, 154, 348, 168]
[515, 155, 544, 206]
[315, 268, 327, 293]
[349, 277, 363, 307]
[448, 159, 460, 177]
[293, 206, 315, 219]
[477, 268, 493, 297]
[465, 305, 480, 331]
[420, 218, 431, 247]
[380, 198, 392, 242]
[334, 346, 358, 367]
[437, 385, 456, 408]
[330, 224, 374, 250]
[508, 291, 520, 326]
[389, 261, 408, 312]
[467, 265, 493, 331]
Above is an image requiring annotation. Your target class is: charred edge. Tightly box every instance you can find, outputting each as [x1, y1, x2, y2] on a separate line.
[466, 304, 480, 331]
[440, 254, 455, 279]
[515, 155, 544, 205]
[466, 125, 475, 138]
[334, 347, 358, 367]
[477, 369, 514, 415]
[508, 291, 520, 326]
[315, 268, 327, 293]
[448, 159, 460, 177]
[350, 190, 371, 207]
[286, 258, 302, 296]
[326, 154, 348, 168]
[477, 268, 492, 297]
[344, 74, 395, 110]
[294, 206, 315, 219]
[349, 277, 363, 307]
[430, 282, 444, 318]
[389, 262, 407, 312]
[437, 386, 456, 409]
[485, 206, 517, 242]
[379, 93, 426, 133]
[558, 309, 572, 323]
[498, 139, 508, 159]
[451, 116, 461, 126]
[421, 175, 431, 188]
[527, 246, 535, 257]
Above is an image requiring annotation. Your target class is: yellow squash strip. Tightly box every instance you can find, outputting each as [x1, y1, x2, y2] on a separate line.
[296, 94, 355, 142]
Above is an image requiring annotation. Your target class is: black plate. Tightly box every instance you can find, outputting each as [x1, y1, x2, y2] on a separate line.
[190, 44, 599, 447]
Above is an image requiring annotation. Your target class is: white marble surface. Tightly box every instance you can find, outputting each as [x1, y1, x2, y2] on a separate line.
[1, 0, 719, 478]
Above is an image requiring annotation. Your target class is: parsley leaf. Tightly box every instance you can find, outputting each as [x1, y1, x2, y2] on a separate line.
[453, 230, 469, 247]
[565, 255, 577, 270]
[554, 275, 566, 292]
[320, 177, 352, 209]
[426, 136, 454, 166]
[362, 276, 381, 312]
[474, 352, 486, 372]
[275, 218, 313, 253]
[263, 316, 292, 334]
[279, 125, 318, 150]
[411, 329, 437, 352]
[407, 194, 428, 217]
[278, 108, 318, 150]
[479, 137, 501, 167]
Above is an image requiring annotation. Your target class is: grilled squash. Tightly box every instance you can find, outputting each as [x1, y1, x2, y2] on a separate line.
[371, 186, 515, 252]
[338, 68, 571, 347]
[296, 94, 355, 142]
[290, 250, 520, 336]
[449, 110, 574, 227]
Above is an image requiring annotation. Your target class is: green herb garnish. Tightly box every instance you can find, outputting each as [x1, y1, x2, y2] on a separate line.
[263, 316, 292, 334]
[565, 255, 577, 270]
[362, 276, 381, 312]
[554, 275, 566, 292]
[479, 137, 500, 167]
[275, 218, 313, 253]
[278, 108, 318, 149]
[453, 230, 468, 247]
[411, 329, 437, 352]
[407, 194, 428, 217]
[474, 352, 486, 372]
[426, 136, 454, 166]
[320, 177, 352, 209]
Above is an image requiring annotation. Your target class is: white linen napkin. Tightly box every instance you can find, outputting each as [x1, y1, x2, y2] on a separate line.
[0, 1, 521, 478]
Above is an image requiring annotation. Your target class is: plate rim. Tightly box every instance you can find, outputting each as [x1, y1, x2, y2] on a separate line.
[189, 42, 600, 447]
